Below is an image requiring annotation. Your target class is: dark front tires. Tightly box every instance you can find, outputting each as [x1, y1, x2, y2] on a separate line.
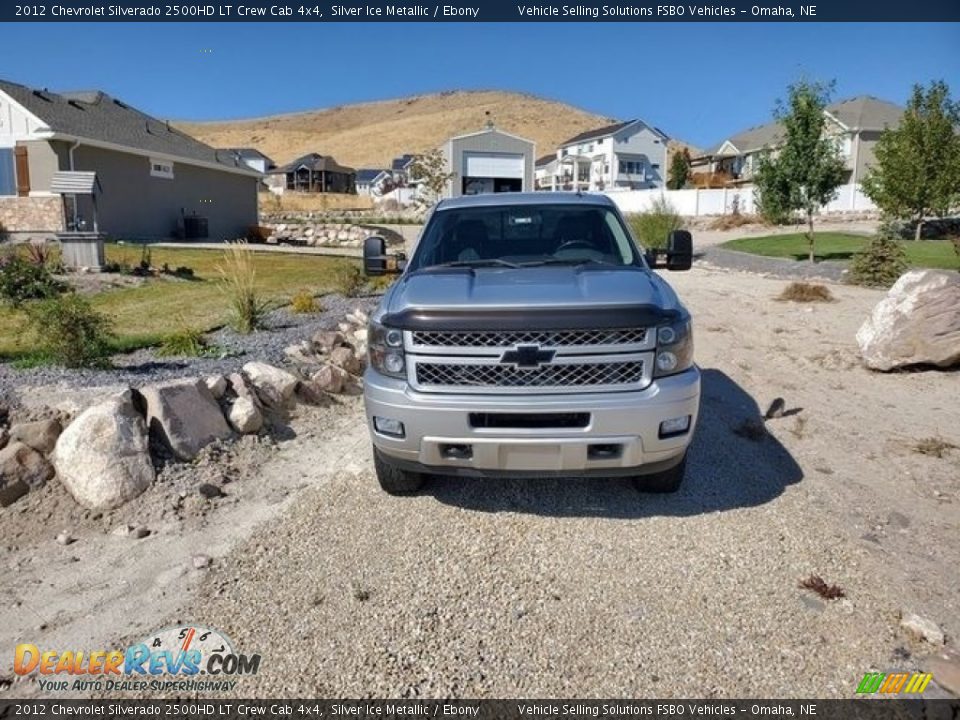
[632, 454, 687, 494]
[373, 447, 424, 495]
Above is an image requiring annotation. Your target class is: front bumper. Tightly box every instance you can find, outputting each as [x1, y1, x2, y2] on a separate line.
[363, 367, 701, 477]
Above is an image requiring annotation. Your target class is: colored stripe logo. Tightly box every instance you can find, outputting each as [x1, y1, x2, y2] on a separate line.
[856, 672, 932, 694]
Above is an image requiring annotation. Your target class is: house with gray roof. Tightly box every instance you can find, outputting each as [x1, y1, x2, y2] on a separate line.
[692, 96, 904, 186]
[0, 78, 261, 239]
[266, 153, 356, 194]
[222, 148, 276, 174]
[545, 118, 669, 191]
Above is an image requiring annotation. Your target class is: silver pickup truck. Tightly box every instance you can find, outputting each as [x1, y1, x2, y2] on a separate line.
[362, 192, 700, 495]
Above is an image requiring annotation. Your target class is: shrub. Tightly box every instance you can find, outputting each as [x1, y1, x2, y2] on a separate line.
[218, 241, 272, 334]
[290, 289, 320, 314]
[330, 260, 365, 297]
[625, 197, 682, 250]
[157, 322, 213, 358]
[848, 225, 908, 288]
[25, 242, 56, 267]
[365, 274, 396, 294]
[20, 293, 114, 368]
[707, 213, 762, 231]
[0, 253, 66, 306]
[777, 282, 834, 302]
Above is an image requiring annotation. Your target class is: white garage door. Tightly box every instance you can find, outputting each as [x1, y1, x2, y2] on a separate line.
[463, 152, 524, 179]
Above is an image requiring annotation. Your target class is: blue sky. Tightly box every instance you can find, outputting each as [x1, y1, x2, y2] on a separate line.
[0, 22, 956, 148]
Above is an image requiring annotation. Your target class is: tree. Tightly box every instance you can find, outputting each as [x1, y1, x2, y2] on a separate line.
[409, 149, 456, 209]
[753, 80, 847, 262]
[862, 81, 960, 241]
[667, 148, 691, 190]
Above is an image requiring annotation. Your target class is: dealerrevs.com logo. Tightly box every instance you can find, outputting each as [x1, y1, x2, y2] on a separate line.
[14, 625, 261, 693]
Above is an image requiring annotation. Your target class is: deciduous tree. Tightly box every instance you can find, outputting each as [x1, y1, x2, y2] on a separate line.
[862, 81, 960, 241]
[754, 80, 847, 262]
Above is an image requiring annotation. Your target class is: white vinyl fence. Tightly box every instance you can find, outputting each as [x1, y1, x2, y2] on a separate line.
[604, 183, 876, 217]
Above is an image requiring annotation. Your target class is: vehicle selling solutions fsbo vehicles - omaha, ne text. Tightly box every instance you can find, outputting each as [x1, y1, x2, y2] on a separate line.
[362, 193, 700, 494]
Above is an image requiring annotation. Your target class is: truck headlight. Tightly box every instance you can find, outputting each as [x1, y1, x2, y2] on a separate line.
[368, 320, 406, 379]
[653, 318, 694, 378]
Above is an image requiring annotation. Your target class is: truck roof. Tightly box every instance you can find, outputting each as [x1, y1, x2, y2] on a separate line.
[436, 192, 616, 211]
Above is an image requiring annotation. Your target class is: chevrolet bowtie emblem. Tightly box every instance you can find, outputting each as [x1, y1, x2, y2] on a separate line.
[499, 344, 556, 370]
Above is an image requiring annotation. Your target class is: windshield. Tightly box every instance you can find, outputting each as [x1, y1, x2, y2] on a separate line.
[407, 205, 641, 271]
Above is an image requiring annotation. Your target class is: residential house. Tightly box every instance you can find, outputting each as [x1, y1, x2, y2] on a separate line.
[390, 154, 416, 186]
[442, 125, 535, 198]
[534, 154, 559, 191]
[691, 96, 904, 186]
[356, 168, 392, 196]
[267, 153, 356, 194]
[0, 78, 260, 239]
[222, 147, 275, 174]
[545, 119, 669, 192]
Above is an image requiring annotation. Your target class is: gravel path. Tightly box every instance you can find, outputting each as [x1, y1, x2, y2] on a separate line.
[0, 293, 377, 408]
[697, 247, 848, 282]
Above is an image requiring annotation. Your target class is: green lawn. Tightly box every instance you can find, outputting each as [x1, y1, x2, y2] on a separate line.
[0, 245, 359, 360]
[722, 232, 959, 270]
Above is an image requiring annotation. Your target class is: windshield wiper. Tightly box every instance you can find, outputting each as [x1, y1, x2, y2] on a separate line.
[431, 258, 522, 269]
[520, 258, 616, 267]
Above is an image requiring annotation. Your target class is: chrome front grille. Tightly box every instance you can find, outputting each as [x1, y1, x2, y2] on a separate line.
[411, 328, 648, 349]
[408, 352, 653, 394]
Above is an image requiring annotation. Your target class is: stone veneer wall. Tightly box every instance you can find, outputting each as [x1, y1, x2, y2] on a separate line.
[0, 196, 65, 234]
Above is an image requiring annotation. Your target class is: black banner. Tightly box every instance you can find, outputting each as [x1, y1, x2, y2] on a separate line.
[3, 0, 960, 22]
[2, 700, 960, 720]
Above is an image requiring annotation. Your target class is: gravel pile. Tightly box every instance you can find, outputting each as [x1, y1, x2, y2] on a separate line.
[0, 293, 378, 408]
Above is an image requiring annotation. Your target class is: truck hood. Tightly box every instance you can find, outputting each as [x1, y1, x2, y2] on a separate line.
[378, 266, 687, 330]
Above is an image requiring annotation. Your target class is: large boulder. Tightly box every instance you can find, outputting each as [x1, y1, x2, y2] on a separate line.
[857, 270, 960, 371]
[243, 362, 299, 409]
[329, 346, 362, 375]
[9, 418, 63, 455]
[140, 379, 233, 461]
[53, 391, 155, 510]
[0, 441, 55, 506]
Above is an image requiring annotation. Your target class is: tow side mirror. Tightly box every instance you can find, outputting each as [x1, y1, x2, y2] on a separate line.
[666, 230, 693, 271]
[363, 236, 405, 276]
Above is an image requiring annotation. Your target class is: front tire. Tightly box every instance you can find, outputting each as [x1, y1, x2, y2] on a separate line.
[633, 454, 687, 494]
[373, 447, 424, 495]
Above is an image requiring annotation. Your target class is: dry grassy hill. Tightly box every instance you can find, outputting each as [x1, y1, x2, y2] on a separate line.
[176, 90, 618, 169]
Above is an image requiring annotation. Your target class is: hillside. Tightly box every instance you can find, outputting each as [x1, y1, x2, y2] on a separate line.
[176, 90, 618, 169]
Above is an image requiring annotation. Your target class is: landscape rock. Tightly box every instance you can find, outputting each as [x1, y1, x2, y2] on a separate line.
[141, 378, 233, 461]
[926, 649, 960, 696]
[55, 531, 75, 546]
[193, 554, 211, 569]
[53, 390, 155, 511]
[243, 362, 299, 409]
[0, 427, 9, 451]
[857, 271, 960, 371]
[311, 364, 349, 394]
[900, 612, 946, 645]
[0, 441, 55, 506]
[228, 396, 263, 434]
[329, 346, 362, 375]
[284, 340, 319, 366]
[312, 330, 347, 354]
[204, 375, 228, 400]
[9, 418, 63, 455]
[198, 483, 224, 499]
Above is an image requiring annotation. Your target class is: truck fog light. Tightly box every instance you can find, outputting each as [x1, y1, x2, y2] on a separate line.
[656, 351, 678, 373]
[383, 352, 405, 374]
[373, 417, 405, 438]
[659, 415, 691, 438]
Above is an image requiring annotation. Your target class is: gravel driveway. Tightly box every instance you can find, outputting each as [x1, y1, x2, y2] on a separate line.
[171, 268, 957, 698]
[4, 266, 956, 700]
